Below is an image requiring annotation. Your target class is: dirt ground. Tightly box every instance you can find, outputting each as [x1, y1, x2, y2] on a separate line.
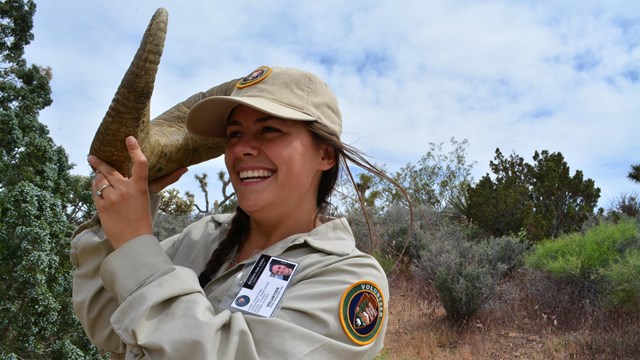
[381, 270, 640, 360]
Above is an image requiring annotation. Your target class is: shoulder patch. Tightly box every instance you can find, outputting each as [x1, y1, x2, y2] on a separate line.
[339, 280, 385, 345]
[236, 66, 272, 89]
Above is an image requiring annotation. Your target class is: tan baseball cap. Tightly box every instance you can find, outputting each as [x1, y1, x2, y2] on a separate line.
[186, 66, 342, 139]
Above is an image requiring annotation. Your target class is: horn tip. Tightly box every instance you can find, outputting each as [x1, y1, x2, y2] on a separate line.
[154, 7, 169, 20]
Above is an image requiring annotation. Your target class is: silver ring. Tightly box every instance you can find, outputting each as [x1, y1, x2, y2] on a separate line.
[95, 184, 113, 199]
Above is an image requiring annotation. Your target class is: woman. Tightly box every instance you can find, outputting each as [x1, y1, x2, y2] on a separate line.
[72, 66, 393, 359]
[269, 259, 296, 281]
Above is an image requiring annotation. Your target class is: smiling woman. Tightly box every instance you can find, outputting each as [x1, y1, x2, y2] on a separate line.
[71, 65, 407, 359]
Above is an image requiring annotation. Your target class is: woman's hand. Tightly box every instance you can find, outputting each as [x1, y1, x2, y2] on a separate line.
[89, 136, 188, 249]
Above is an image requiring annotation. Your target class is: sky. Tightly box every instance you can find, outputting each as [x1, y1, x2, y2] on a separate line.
[24, 0, 640, 210]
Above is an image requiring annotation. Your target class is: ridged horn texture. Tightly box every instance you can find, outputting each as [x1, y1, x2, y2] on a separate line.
[89, 8, 239, 180]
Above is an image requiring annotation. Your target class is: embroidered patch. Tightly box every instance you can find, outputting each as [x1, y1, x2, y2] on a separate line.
[339, 280, 385, 345]
[236, 66, 272, 88]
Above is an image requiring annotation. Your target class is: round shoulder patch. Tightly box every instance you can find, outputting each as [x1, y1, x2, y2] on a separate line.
[339, 280, 385, 345]
[236, 66, 272, 89]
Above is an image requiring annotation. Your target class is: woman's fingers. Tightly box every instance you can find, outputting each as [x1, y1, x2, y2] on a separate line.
[89, 157, 117, 201]
[88, 155, 117, 180]
[88, 137, 153, 249]
[88, 136, 148, 184]
[126, 136, 149, 186]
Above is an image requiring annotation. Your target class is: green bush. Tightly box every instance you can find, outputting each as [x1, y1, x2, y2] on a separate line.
[526, 219, 640, 309]
[372, 250, 397, 275]
[525, 220, 639, 279]
[600, 250, 640, 310]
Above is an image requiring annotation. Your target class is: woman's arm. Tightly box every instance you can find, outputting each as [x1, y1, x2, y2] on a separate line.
[101, 237, 387, 359]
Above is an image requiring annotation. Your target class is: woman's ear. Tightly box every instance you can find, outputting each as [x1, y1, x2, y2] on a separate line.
[319, 145, 336, 171]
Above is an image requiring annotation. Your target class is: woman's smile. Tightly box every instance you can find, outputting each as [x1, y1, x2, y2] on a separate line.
[224, 105, 331, 218]
[238, 169, 275, 183]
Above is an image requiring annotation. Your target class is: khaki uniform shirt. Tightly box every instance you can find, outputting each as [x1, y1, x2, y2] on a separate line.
[71, 202, 389, 359]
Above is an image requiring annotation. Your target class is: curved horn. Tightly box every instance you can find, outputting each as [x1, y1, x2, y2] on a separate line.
[89, 8, 238, 180]
[143, 79, 238, 179]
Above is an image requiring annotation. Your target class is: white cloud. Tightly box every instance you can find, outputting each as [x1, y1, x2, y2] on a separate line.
[26, 0, 640, 209]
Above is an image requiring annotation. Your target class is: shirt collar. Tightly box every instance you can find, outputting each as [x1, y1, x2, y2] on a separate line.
[210, 215, 355, 256]
[287, 217, 355, 256]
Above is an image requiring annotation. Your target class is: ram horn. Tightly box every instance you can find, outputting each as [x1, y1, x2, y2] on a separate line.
[89, 8, 238, 180]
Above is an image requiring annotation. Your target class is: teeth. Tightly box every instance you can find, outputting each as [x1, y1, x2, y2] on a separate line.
[239, 169, 273, 180]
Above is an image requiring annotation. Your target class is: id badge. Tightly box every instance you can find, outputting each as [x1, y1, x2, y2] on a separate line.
[229, 254, 298, 317]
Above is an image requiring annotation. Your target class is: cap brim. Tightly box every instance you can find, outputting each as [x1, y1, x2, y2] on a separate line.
[186, 96, 316, 138]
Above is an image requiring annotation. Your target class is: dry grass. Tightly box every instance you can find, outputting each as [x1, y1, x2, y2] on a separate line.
[381, 269, 640, 360]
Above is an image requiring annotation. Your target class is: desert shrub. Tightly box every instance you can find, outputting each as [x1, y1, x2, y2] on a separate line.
[526, 219, 640, 310]
[153, 212, 195, 240]
[372, 250, 396, 274]
[414, 220, 470, 283]
[415, 219, 528, 323]
[376, 204, 434, 262]
[346, 203, 431, 262]
[607, 192, 640, 220]
[344, 206, 378, 254]
[477, 235, 529, 277]
[434, 259, 497, 324]
[526, 220, 639, 279]
[600, 250, 640, 310]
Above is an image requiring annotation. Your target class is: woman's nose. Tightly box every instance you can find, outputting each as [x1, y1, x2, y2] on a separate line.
[231, 135, 259, 157]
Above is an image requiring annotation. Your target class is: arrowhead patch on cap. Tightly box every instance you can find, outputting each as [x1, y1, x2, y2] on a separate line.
[236, 66, 273, 89]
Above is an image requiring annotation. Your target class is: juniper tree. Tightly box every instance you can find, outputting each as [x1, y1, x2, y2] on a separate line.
[0, 1, 105, 358]
[467, 149, 601, 242]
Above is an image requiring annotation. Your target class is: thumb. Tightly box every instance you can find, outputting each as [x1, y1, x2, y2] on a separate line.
[127, 136, 149, 185]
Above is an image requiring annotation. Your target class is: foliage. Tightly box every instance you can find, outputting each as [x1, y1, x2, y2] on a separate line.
[65, 174, 96, 226]
[419, 235, 528, 324]
[334, 138, 474, 215]
[0, 1, 106, 357]
[153, 212, 195, 241]
[526, 220, 638, 278]
[354, 173, 383, 209]
[434, 261, 496, 324]
[467, 149, 601, 242]
[211, 170, 237, 214]
[0, 184, 106, 359]
[477, 235, 529, 276]
[191, 171, 236, 215]
[600, 250, 640, 310]
[372, 251, 396, 275]
[388, 138, 476, 211]
[629, 164, 640, 184]
[411, 212, 528, 323]
[606, 192, 640, 220]
[332, 166, 387, 216]
[159, 188, 194, 216]
[375, 204, 429, 262]
[526, 220, 640, 309]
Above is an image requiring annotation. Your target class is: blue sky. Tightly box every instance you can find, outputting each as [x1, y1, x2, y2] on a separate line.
[25, 0, 639, 209]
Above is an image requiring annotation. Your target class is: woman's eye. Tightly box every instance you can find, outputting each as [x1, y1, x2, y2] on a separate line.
[261, 126, 281, 134]
[227, 130, 242, 139]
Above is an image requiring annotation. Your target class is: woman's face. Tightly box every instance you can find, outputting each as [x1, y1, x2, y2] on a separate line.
[224, 105, 335, 218]
[271, 264, 292, 276]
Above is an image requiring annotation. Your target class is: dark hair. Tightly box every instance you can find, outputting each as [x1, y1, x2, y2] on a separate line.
[197, 121, 407, 287]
